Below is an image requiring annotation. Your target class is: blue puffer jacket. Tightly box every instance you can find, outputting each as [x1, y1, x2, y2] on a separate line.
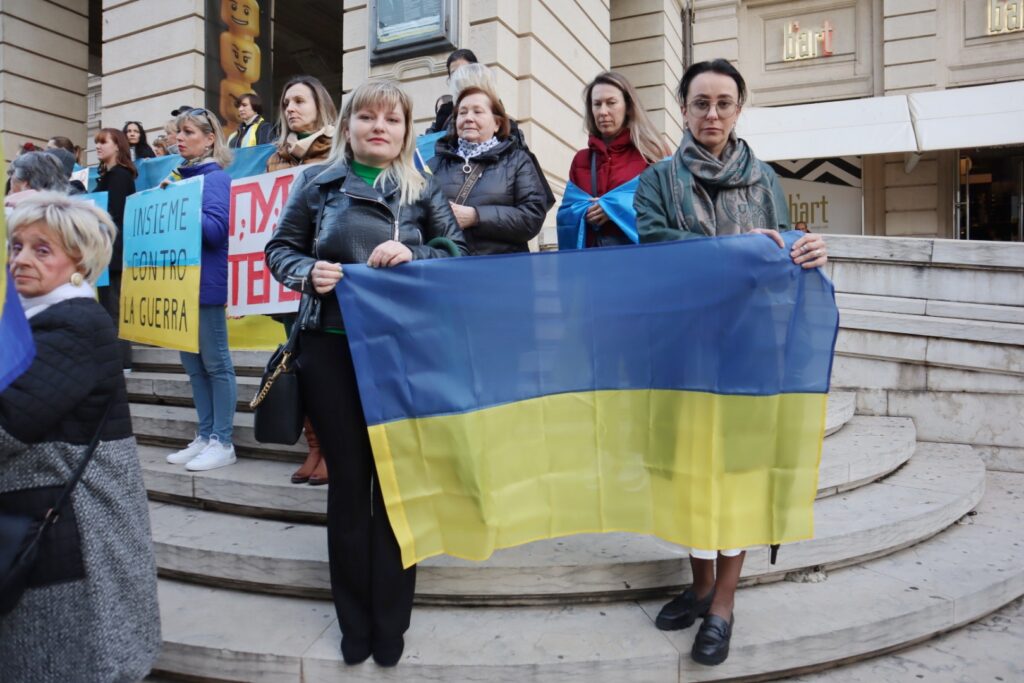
[177, 161, 231, 305]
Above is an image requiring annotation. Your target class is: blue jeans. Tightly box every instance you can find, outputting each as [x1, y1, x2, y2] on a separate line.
[180, 305, 236, 444]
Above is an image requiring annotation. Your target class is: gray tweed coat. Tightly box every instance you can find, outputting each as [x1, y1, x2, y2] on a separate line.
[0, 297, 160, 682]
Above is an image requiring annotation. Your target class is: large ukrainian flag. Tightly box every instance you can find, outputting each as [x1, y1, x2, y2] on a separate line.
[1, 147, 36, 391]
[337, 232, 839, 569]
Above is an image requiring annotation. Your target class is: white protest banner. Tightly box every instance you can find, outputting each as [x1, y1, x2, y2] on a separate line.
[228, 167, 303, 316]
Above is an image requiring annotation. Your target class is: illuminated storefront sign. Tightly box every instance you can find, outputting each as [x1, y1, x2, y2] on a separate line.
[783, 20, 835, 61]
[987, 0, 1024, 34]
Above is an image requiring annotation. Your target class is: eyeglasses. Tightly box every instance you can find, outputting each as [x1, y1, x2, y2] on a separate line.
[186, 108, 216, 127]
[686, 99, 738, 118]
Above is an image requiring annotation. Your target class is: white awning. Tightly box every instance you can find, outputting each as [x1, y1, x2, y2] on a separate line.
[736, 95, 917, 162]
[909, 81, 1024, 152]
[734, 80, 1024, 161]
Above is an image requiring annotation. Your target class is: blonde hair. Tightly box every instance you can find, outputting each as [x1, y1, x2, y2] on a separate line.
[8, 191, 116, 285]
[175, 108, 233, 167]
[584, 71, 671, 164]
[449, 63, 497, 100]
[331, 80, 425, 205]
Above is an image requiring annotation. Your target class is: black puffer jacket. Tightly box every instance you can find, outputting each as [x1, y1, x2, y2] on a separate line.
[429, 138, 553, 255]
[0, 298, 133, 444]
[265, 162, 469, 331]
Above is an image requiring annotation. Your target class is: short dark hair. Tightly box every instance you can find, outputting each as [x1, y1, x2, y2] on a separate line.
[677, 59, 748, 106]
[235, 92, 263, 116]
[446, 48, 478, 76]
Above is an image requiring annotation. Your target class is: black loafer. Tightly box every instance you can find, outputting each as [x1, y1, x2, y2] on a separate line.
[655, 588, 715, 630]
[691, 613, 734, 666]
[340, 635, 371, 665]
[372, 635, 404, 667]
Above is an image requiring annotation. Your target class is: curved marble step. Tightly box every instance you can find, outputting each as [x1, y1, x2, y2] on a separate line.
[151, 465, 1023, 682]
[131, 391, 858, 462]
[139, 416, 914, 524]
[149, 442, 978, 605]
[132, 346, 269, 377]
[131, 403, 306, 460]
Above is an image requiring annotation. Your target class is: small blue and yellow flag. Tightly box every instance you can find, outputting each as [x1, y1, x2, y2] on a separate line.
[337, 232, 839, 568]
[1, 144, 36, 391]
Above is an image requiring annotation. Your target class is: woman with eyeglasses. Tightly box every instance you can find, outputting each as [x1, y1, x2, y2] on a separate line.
[122, 121, 155, 161]
[266, 79, 467, 668]
[562, 71, 670, 248]
[161, 108, 238, 473]
[633, 59, 829, 667]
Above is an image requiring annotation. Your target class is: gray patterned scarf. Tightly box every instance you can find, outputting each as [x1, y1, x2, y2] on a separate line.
[673, 129, 782, 236]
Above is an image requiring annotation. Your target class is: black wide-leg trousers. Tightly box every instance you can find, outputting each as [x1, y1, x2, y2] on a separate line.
[298, 331, 416, 641]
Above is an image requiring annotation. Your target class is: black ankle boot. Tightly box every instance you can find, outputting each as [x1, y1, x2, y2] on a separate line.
[691, 613, 734, 666]
[655, 588, 715, 630]
[340, 635, 371, 665]
[372, 635, 404, 667]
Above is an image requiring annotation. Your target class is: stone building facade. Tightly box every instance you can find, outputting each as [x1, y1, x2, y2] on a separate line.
[2, 1, 1022, 245]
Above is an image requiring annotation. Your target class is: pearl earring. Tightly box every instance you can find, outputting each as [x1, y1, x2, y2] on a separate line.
[70, 272, 84, 287]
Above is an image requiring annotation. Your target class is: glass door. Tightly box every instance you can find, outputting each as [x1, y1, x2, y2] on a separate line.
[956, 145, 1024, 242]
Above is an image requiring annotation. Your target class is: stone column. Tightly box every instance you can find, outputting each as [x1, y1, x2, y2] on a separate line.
[100, 0, 207, 142]
[0, 0, 89, 160]
[610, 0, 687, 151]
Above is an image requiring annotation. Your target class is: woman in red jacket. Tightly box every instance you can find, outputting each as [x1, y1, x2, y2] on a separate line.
[568, 71, 670, 247]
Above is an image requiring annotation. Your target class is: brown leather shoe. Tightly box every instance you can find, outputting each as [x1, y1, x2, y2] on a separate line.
[307, 454, 328, 486]
[291, 418, 321, 484]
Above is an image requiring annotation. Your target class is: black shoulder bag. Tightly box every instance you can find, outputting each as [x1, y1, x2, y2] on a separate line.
[0, 399, 115, 615]
[251, 183, 331, 444]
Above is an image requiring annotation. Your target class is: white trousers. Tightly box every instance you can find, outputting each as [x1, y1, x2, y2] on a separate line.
[688, 547, 743, 561]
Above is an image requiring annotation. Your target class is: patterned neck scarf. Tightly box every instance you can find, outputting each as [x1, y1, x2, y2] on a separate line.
[457, 136, 501, 161]
[672, 129, 781, 236]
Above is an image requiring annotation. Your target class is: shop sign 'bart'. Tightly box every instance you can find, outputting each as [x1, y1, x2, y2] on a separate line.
[987, 0, 1024, 34]
[783, 20, 835, 61]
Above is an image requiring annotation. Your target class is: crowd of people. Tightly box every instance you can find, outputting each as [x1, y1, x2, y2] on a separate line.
[2, 48, 830, 680]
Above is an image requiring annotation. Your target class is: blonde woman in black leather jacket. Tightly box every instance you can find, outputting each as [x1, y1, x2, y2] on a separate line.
[265, 79, 467, 669]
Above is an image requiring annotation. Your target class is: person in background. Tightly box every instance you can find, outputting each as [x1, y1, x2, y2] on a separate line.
[263, 74, 339, 486]
[634, 59, 828, 667]
[122, 121, 155, 161]
[429, 84, 552, 254]
[46, 136, 82, 166]
[426, 48, 479, 133]
[151, 135, 170, 157]
[43, 148, 86, 194]
[93, 127, 138, 371]
[794, 220, 810, 233]
[266, 76, 338, 172]
[161, 108, 238, 472]
[163, 119, 181, 156]
[566, 71, 670, 247]
[266, 79, 467, 669]
[1, 192, 160, 683]
[227, 92, 276, 148]
[6, 152, 71, 209]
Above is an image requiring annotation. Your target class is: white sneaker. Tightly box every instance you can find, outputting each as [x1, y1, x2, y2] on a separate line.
[166, 436, 208, 464]
[185, 436, 237, 471]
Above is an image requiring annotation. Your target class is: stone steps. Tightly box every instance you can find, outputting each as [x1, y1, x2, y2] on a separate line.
[148, 442, 979, 605]
[150, 466, 1024, 682]
[131, 346, 270, 377]
[139, 415, 914, 524]
[130, 391, 857, 461]
[127, 371, 262, 412]
[130, 403, 307, 460]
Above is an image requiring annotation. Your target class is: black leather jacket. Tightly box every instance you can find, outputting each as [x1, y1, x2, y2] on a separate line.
[429, 138, 553, 255]
[265, 162, 468, 330]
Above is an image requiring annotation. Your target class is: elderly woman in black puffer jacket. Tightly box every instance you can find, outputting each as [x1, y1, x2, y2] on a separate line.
[428, 84, 553, 255]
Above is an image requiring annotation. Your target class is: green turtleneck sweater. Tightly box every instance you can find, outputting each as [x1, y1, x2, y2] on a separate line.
[350, 160, 384, 187]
